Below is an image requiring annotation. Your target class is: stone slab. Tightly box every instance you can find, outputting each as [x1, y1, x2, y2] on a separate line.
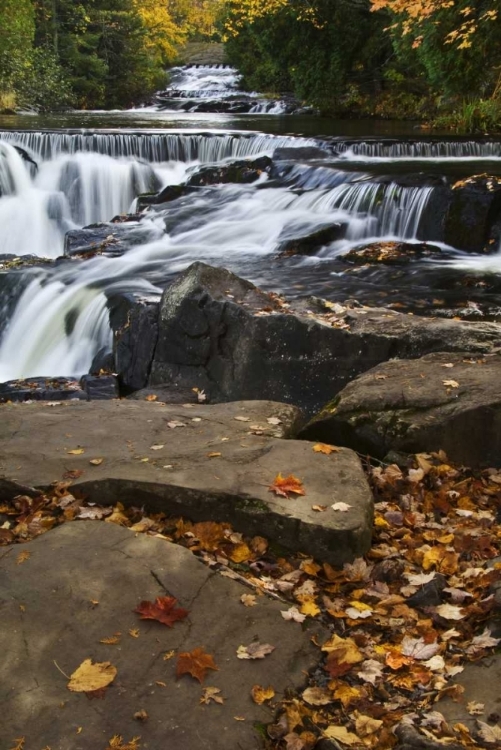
[0, 522, 325, 749]
[0, 399, 373, 565]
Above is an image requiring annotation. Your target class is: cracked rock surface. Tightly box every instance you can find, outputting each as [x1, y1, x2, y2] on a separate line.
[0, 522, 325, 749]
[0, 399, 373, 565]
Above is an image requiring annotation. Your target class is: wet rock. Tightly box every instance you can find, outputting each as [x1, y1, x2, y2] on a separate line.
[64, 223, 135, 258]
[406, 574, 448, 609]
[127, 384, 200, 404]
[186, 157, 271, 187]
[112, 263, 501, 416]
[89, 346, 115, 375]
[444, 174, 501, 253]
[300, 352, 501, 467]
[273, 146, 331, 161]
[341, 241, 442, 266]
[80, 373, 119, 400]
[111, 293, 160, 393]
[277, 223, 345, 257]
[0, 377, 86, 403]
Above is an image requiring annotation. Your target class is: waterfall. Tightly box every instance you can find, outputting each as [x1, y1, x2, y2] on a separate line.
[0, 142, 32, 196]
[0, 131, 318, 163]
[336, 139, 501, 159]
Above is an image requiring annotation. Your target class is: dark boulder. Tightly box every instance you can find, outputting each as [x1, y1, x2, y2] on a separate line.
[122, 262, 501, 417]
[186, 157, 271, 188]
[80, 374, 119, 400]
[64, 224, 135, 258]
[443, 174, 501, 253]
[277, 223, 345, 257]
[272, 147, 331, 161]
[111, 293, 160, 393]
[299, 351, 501, 467]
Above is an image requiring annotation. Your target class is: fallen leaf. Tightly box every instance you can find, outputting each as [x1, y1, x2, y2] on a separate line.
[200, 686, 224, 705]
[401, 636, 440, 660]
[435, 603, 465, 620]
[63, 469, 84, 480]
[234, 416, 250, 422]
[443, 379, 459, 388]
[312, 505, 328, 512]
[67, 659, 117, 692]
[302, 686, 333, 706]
[176, 647, 218, 683]
[229, 543, 252, 563]
[134, 596, 189, 627]
[323, 726, 360, 745]
[16, 551, 30, 565]
[240, 594, 257, 607]
[357, 659, 383, 685]
[99, 632, 121, 645]
[145, 394, 157, 401]
[207, 452, 222, 458]
[281, 606, 306, 623]
[283, 733, 304, 750]
[269, 474, 305, 498]
[150, 444, 164, 451]
[128, 629, 140, 638]
[467, 701, 485, 715]
[477, 721, 501, 744]
[355, 714, 383, 737]
[331, 502, 352, 512]
[67, 448, 84, 455]
[163, 650, 175, 661]
[133, 709, 148, 721]
[267, 417, 282, 425]
[237, 642, 275, 659]
[313, 443, 340, 455]
[166, 421, 186, 429]
[251, 685, 275, 704]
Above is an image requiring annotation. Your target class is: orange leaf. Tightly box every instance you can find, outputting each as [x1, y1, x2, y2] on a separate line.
[134, 596, 188, 628]
[269, 473, 305, 498]
[176, 647, 218, 683]
[313, 443, 340, 455]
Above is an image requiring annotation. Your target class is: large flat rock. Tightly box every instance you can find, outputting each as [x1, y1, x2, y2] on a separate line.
[0, 399, 373, 565]
[300, 352, 501, 467]
[0, 522, 325, 749]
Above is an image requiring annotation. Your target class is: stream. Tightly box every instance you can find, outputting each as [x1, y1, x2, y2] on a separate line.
[1, 65, 501, 383]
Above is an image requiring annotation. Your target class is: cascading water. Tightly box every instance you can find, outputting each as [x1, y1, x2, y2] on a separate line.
[1, 124, 500, 383]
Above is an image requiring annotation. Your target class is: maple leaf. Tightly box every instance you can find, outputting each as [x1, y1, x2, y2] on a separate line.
[237, 642, 275, 659]
[331, 502, 352, 512]
[176, 647, 218, 683]
[200, 686, 224, 705]
[302, 686, 333, 706]
[251, 685, 275, 704]
[435, 603, 465, 620]
[357, 659, 384, 685]
[313, 443, 340, 455]
[323, 726, 360, 746]
[477, 721, 501, 744]
[134, 596, 188, 627]
[240, 594, 257, 607]
[67, 659, 117, 692]
[467, 701, 485, 715]
[355, 714, 383, 737]
[269, 474, 305, 498]
[401, 636, 440, 660]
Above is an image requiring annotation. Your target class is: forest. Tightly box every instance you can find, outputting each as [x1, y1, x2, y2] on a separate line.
[0, 0, 499, 129]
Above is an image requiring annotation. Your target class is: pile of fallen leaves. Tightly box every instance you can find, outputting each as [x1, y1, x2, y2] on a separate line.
[2, 450, 501, 750]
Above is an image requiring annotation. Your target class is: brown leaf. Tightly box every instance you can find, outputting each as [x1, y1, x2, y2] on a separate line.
[240, 594, 257, 607]
[176, 647, 219, 683]
[200, 686, 224, 705]
[251, 685, 275, 704]
[269, 473, 305, 498]
[302, 686, 333, 706]
[16, 551, 30, 565]
[134, 596, 188, 628]
[133, 709, 148, 721]
[313, 443, 340, 455]
[63, 469, 84, 480]
[145, 394, 157, 401]
[100, 632, 121, 645]
[67, 659, 117, 692]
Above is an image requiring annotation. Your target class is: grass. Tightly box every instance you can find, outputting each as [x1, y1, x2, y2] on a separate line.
[0, 90, 17, 112]
[433, 98, 501, 134]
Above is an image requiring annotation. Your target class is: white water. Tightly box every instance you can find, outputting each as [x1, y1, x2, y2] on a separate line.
[166, 65, 242, 98]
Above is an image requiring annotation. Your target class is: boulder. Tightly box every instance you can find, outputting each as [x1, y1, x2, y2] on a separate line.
[64, 223, 135, 258]
[122, 262, 501, 416]
[79, 373, 119, 400]
[443, 175, 501, 253]
[277, 223, 345, 257]
[110, 293, 160, 393]
[273, 146, 331, 161]
[186, 157, 271, 187]
[299, 351, 501, 467]
[0, 399, 373, 565]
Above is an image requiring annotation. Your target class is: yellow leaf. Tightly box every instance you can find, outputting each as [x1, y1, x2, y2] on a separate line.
[67, 448, 84, 455]
[313, 443, 340, 455]
[323, 726, 360, 745]
[355, 713, 383, 737]
[90, 458, 104, 466]
[229, 543, 252, 563]
[16, 551, 30, 565]
[321, 635, 363, 664]
[67, 659, 117, 692]
[334, 684, 363, 708]
[251, 685, 275, 704]
[100, 632, 121, 645]
[300, 599, 321, 617]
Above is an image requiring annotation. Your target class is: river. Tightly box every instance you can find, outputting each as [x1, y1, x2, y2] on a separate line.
[1, 65, 501, 383]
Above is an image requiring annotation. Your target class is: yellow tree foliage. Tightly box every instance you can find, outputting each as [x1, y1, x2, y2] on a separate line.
[370, 0, 498, 49]
[224, 0, 322, 36]
[168, 0, 225, 38]
[132, 0, 185, 63]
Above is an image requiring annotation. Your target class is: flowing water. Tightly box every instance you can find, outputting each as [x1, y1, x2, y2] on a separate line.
[1, 65, 501, 382]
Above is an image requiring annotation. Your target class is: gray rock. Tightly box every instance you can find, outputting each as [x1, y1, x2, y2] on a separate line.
[299, 351, 501, 467]
[0, 522, 325, 750]
[0, 399, 373, 565]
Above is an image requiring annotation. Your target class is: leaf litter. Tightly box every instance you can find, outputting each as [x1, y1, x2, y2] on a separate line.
[2, 451, 501, 747]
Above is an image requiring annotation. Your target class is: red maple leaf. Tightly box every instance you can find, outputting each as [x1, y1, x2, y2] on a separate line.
[269, 473, 305, 498]
[134, 596, 188, 627]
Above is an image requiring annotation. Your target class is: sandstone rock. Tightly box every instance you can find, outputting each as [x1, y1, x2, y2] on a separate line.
[299, 352, 501, 467]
